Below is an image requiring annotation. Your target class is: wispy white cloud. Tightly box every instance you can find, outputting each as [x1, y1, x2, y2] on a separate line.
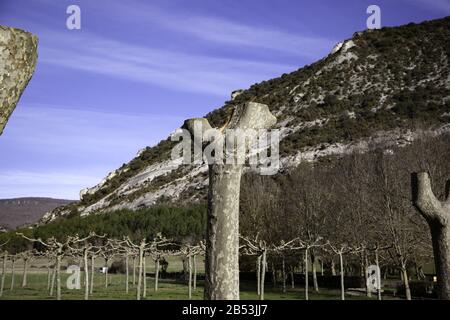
[100, 1, 334, 58]
[3, 103, 183, 152]
[0, 170, 99, 200]
[38, 30, 297, 96]
[408, 0, 450, 13]
[0, 104, 185, 199]
[160, 16, 333, 58]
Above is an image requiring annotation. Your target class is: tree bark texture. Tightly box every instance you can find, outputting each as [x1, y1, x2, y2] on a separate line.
[185, 102, 276, 300]
[0, 26, 38, 135]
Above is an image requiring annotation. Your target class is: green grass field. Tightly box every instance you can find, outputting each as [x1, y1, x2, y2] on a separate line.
[0, 256, 396, 300]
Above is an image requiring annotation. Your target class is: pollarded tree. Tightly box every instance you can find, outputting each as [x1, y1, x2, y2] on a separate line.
[68, 233, 105, 300]
[17, 233, 97, 300]
[19, 249, 37, 288]
[182, 101, 277, 300]
[325, 243, 358, 301]
[240, 235, 303, 300]
[124, 234, 171, 300]
[178, 242, 204, 299]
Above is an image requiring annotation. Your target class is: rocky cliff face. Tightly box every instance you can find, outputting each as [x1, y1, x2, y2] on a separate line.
[41, 17, 450, 223]
[0, 26, 38, 135]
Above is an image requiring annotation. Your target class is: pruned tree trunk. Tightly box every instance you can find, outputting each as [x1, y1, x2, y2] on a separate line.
[0, 254, 6, 297]
[136, 247, 143, 300]
[204, 163, 242, 299]
[271, 262, 277, 288]
[304, 248, 309, 301]
[56, 255, 61, 300]
[132, 256, 136, 286]
[46, 262, 52, 291]
[104, 258, 109, 288]
[290, 266, 295, 289]
[256, 255, 261, 295]
[154, 258, 160, 292]
[282, 256, 286, 294]
[0, 26, 38, 135]
[188, 255, 193, 300]
[21, 257, 29, 287]
[402, 267, 412, 300]
[260, 250, 266, 301]
[142, 255, 147, 299]
[331, 259, 337, 276]
[339, 252, 345, 301]
[10, 258, 15, 291]
[184, 102, 276, 300]
[375, 249, 382, 301]
[321, 259, 324, 276]
[311, 253, 319, 293]
[84, 250, 89, 300]
[412, 172, 450, 299]
[363, 252, 371, 298]
[125, 254, 129, 294]
[50, 265, 56, 296]
[193, 255, 197, 291]
[90, 256, 95, 294]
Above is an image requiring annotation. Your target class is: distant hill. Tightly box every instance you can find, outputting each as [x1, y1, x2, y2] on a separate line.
[0, 198, 73, 230]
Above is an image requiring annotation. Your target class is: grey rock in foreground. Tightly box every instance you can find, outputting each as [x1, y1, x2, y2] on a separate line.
[0, 26, 38, 135]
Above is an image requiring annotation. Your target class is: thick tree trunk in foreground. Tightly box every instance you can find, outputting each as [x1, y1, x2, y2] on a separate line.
[204, 163, 242, 299]
[412, 172, 450, 299]
[184, 102, 276, 300]
[0, 26, 38, 135]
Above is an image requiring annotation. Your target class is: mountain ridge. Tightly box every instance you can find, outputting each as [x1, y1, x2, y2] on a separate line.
[40, 16, 450, 223]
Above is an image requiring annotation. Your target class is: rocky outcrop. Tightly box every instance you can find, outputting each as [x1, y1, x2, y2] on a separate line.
[41, 17, 450, 222]
[0, 26, 38, 135]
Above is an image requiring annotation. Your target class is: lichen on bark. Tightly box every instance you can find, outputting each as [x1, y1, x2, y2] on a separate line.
[0, 26, 38, 135]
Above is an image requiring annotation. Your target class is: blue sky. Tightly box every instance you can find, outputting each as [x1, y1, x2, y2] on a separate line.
[0, 0, 448, 200]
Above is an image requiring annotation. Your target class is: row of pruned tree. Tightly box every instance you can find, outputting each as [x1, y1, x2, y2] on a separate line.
[0, 234, 205, 300]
